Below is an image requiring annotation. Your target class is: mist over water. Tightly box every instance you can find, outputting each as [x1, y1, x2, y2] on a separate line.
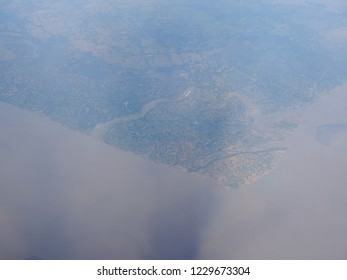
[2, 84, 347, 260]
[199, 85, 347, 259]
[0, 102, 221, 260]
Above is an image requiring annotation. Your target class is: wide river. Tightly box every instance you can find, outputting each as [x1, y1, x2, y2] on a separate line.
[199, 83, 347, 259]
[1, 83, 347, 259]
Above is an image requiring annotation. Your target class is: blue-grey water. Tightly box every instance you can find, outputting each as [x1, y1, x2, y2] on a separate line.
[199, 84, 347, 259]
[0, 102, 221, 260]
[1, 84, 347, 259]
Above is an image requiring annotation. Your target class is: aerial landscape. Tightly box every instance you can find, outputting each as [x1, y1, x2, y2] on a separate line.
[1, 0, 347, 259]
[3, 0, 347, 188]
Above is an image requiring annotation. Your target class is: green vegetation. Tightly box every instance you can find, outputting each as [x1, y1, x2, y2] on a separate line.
[1, 0, 347, 187]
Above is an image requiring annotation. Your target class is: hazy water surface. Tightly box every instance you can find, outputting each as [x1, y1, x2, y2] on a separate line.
[0, 102, 221, 259]
[1, 84, 347, 259]
[199, 85, 347, 259]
